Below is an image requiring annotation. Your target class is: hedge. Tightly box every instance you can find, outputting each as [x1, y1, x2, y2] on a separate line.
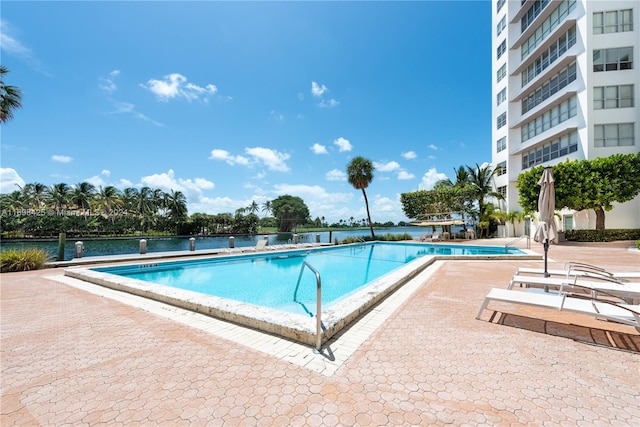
[564, 229, 640, 242]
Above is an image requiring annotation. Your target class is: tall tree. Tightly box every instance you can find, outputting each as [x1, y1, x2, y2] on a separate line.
[271, 195, 310, 233]
[49, 183, 71, 209]
[71, 182, 96, 210]
[516, 154, 640, 229]
[466, 163, 504, 222]
[166, 190, 188, 222]
[346, 156, 376, 238]
[261, 200, 272, 217]
[248, 200, 259, 215]
[0, 65, 22, 123]
[437, 165, 470, 188]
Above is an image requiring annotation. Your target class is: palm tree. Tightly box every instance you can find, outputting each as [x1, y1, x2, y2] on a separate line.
[249, 200, 259, 215]
[0, 65, 22, 123]
[0, 190, 26, 210]
[136, 187, 156, 230]
[96, 186, 123, 220]
[261, 200, 272, 217]
[166, 190, 188, 223]
[347, 156, 375, 238]
[71, 182, 96, 210]
[49, 183, 71, 209]
[466, 163, 504, 223]
[437, 165, 470, 188]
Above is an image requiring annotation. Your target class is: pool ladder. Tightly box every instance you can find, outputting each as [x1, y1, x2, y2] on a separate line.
[294, 261, 323, 351]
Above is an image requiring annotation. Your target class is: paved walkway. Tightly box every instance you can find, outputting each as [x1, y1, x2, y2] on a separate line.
[2, 239, 639, 425]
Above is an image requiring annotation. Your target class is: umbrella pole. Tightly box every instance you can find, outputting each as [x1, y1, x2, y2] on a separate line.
[543, 240, 550, 291]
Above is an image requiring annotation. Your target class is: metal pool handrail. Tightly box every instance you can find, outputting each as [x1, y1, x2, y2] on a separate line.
[505, 234, 530, 250]
[294, 261, 323, 351]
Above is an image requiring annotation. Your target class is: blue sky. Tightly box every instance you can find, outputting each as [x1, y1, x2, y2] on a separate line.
[1, 1, 491, 224]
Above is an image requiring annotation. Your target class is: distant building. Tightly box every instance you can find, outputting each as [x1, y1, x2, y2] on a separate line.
[491, 0, 639, 234]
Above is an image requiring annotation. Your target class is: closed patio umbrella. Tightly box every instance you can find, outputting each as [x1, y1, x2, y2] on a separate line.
[533, 167, 558, 278]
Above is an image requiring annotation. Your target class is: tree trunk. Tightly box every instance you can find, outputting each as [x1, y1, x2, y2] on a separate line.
[362, 189, 375, 238]
[594, 206, 606, 230]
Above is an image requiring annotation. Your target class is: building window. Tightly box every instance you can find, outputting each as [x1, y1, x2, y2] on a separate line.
[521, 0, 577, 60]
[497, 161, 507, 176]
[594, 123, 635, 147]
[522, 25, 576, 87]
[497, 112, 507, 129]
[522, 62, 577, 115]
[497, 0, 505, 14]
[497, 137, 506, 153]
[594, 85, 634, 109]
[497, 64, 507, 83]
[497, 88, 507, 106]
[593, 9, 633, 34]
[521, 96, 577, 142]
[497, 40, 506, 60]
[522, 131, 578, 170]
[593, 47, 633, 72]
[497, 186, 507, 197]
[497, 15, 506, 36]
[521, 0, 551, 33]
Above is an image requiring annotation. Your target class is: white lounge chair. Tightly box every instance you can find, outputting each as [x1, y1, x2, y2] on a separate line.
[508, 274, 640, 304]
[515, 261, 640, 281]
[476, 288, 640, 332]
[431, 232, 441, 242]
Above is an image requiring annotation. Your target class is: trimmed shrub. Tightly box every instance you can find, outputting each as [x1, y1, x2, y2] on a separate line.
[1, 248, 51, 273]
[564, 229, 640, 242]
[339, 233, 413, 244]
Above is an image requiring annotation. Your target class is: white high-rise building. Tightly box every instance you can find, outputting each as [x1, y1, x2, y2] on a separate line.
[491, 0, 640, 233]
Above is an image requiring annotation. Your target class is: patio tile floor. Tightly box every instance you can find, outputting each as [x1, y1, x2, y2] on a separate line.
[2, 239, 639, 425]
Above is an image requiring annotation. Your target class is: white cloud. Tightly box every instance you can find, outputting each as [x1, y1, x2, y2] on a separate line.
[318, 99, 339, 108]
[114, 178, 134, 189]
[142, 73, 218, 102]
[101, 73, 164, 126]
[52, 155, 73, 163]
[428, 144, 439, 151]
[85, 174, 108, 189]
[245, 147, 290, 172]
[325, 169, 346, 181]
[372, 195, 402, 216]
[99, 70, 120, 94]
[374, 161, 400, 172]
[402, 151, 417, 160]
[209, 149, 250, 166]
[333, 137, 352, 152]
[419, 168, 448, 190]
[0, 167, 25, 194]
[0, 19, 47, 74]
[397, 171, 415, 180]
[210, 147, 290, 172]
[139, 169, 216, 211]
[311, 143, 328, 155]
[311, 81, 328, 97]
[101, 170, 111, 177]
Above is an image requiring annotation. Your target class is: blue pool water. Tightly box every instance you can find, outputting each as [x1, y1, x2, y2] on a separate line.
[95, 242, 523, 316]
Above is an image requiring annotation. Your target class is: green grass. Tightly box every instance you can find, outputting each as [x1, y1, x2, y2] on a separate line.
[1, 248, 51, 273]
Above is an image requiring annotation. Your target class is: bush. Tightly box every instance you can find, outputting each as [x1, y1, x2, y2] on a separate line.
[1, 248, 51, 273]
[339, 233, 413, 244]
[564, 229, 640, 242]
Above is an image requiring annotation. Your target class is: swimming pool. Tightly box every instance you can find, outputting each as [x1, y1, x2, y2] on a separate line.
[65, 242, 533, 347]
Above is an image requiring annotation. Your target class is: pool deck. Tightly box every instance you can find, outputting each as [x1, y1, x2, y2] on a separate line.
[2, 238, 639, 425]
